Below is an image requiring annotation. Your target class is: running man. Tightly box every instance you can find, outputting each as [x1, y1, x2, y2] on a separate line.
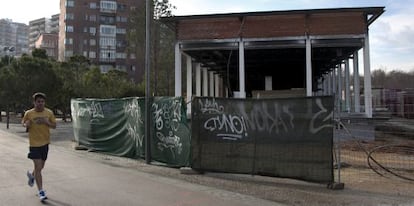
[22, 92, 56, 201]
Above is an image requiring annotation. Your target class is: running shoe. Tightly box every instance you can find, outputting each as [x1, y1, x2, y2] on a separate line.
[27, 171, 34, 187]
[38, 190, 47, 201]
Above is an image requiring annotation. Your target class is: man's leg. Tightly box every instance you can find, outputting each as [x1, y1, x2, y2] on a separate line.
[32, 159, 45, 191]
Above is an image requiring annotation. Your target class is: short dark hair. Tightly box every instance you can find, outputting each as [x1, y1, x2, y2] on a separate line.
[32, 92, 46, 100]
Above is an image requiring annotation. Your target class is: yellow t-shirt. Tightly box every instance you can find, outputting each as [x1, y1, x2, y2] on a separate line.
[22, 108, 56, 147]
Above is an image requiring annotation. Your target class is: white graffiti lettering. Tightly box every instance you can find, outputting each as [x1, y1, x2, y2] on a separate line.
[242, 102, 294, 135]
[156, 131, 183, 158]
[124, 99, 143, 124]
[152, 99, 185, 157]
[309, 98, 333, 134]
[126, 124, 144, 147]
[199, 98, 224, 114]
[204, 114, 248, 139]
[75, 101, 104, 123]
[201, 99, 297, 141]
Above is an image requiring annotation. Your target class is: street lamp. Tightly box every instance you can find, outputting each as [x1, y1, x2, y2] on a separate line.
[3, 46, 15, 65]
[3, 46, 15, 129]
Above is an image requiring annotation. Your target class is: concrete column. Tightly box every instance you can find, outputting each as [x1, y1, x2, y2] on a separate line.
[174, 43, 182, 97]
[345, 59, 351, 113]
[186, 55, 192, 115]
[215, 74, 220, 97]
[337, 64, 343, 112]
[319, 77, 324, 96]
[238, 39, 246, 98]
[321, 77, 325, 95]
[327, 71, 332, 95]
[265, 76, 272, 91]
[209, 71, 214, 97]
[353, 51, 361, 112]
[220, 76, 225, 97]
[195, 63, 201, 96]
[317, 78, 322, 96]
[202, 67, 208, 96]
[306, 36, 312, 96]
[363, 34, 373, 118]
[332, 67, 337, 112]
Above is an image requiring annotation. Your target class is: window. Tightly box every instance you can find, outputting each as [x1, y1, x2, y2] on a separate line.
[89, 15, 96, 22]
[89, 27, 96, 35]
[100, 49, 116, 61]
[65, 50, 73, 57]
[116, 28, 126, 34]
[83, 27, 88, 33]
[89, 51, 96, 58]
[116, 65, 127, 72]
[66, 25, 74, 32]
[100, 65, 113, 73]
[83, 39, 88, 45]
[117, 40, 126, 47]
[64, 38, 73, 45]
[116, 16, 127, 23]
[83, 51, 88, 57]
[116, 52, 127, 59]
[100, 16, 115, 24]
[90, 2, 97, 9]
[100, 25, 116, 36]
[100, 37, 116, 47]
[118, 4, 126, 11]
[66, 0, 74, 7]
[100, 1, 117, 12]
[65, 13, 74, 20]
[90, 39, 96, 46]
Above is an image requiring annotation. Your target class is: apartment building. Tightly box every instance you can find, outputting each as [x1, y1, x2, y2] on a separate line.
[0, 19, 29, 57]
[59, 0, 143, 82]
[35, 33, 59, 59]
[28, 15, 59, 54]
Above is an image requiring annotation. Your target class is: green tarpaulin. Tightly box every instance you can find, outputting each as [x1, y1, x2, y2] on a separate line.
[71, 97, 190, 167]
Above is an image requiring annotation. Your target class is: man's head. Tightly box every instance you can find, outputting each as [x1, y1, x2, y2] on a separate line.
[32, 92, 46, 100]
[32, 92, 46, 112]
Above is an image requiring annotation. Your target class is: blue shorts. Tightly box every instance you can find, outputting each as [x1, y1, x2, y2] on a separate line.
[28, 144, 49, 161]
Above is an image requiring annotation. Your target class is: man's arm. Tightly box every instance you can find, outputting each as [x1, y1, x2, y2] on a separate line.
[22, 112, 31, 128]
[39, 117, 56, 129]
[47, 118, 57, 129]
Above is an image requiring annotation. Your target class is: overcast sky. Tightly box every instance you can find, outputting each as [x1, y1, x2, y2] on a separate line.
[1, 0, 413, 72]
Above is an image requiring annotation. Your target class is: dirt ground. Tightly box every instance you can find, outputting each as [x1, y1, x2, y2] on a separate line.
[1, 119, 414, 206]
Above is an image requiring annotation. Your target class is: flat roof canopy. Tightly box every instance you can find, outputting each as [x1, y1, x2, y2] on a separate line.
[162, 7, 385, 95]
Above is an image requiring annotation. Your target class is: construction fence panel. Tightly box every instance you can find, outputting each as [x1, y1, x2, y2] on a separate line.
[191, 96, 334, 183]
[70, 97, 190, 167]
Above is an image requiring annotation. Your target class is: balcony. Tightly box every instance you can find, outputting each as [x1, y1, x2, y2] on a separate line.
[99, 57, 116, 63]
[100, 1, 117, 13]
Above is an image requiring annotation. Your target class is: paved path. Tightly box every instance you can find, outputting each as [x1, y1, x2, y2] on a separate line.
[0, 129, 282, 206]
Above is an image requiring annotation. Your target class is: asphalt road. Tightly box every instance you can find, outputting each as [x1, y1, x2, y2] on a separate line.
[0, 128, 282, 206]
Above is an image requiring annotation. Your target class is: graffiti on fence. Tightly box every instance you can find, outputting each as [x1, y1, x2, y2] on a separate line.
[124, 98, 144, 147]
[310, 98, 334, 134]
[152, 99, 184, 157]
[73, 101, 104, 123]
[199, 98, 224, 114]
[196, 97, 333, 141]
[241, 101, 295, 135]
[124, 98, 143, 124]
[199, 98, 296, 140]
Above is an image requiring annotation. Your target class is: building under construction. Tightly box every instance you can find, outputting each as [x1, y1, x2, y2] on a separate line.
[162, 7, 385, 118]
